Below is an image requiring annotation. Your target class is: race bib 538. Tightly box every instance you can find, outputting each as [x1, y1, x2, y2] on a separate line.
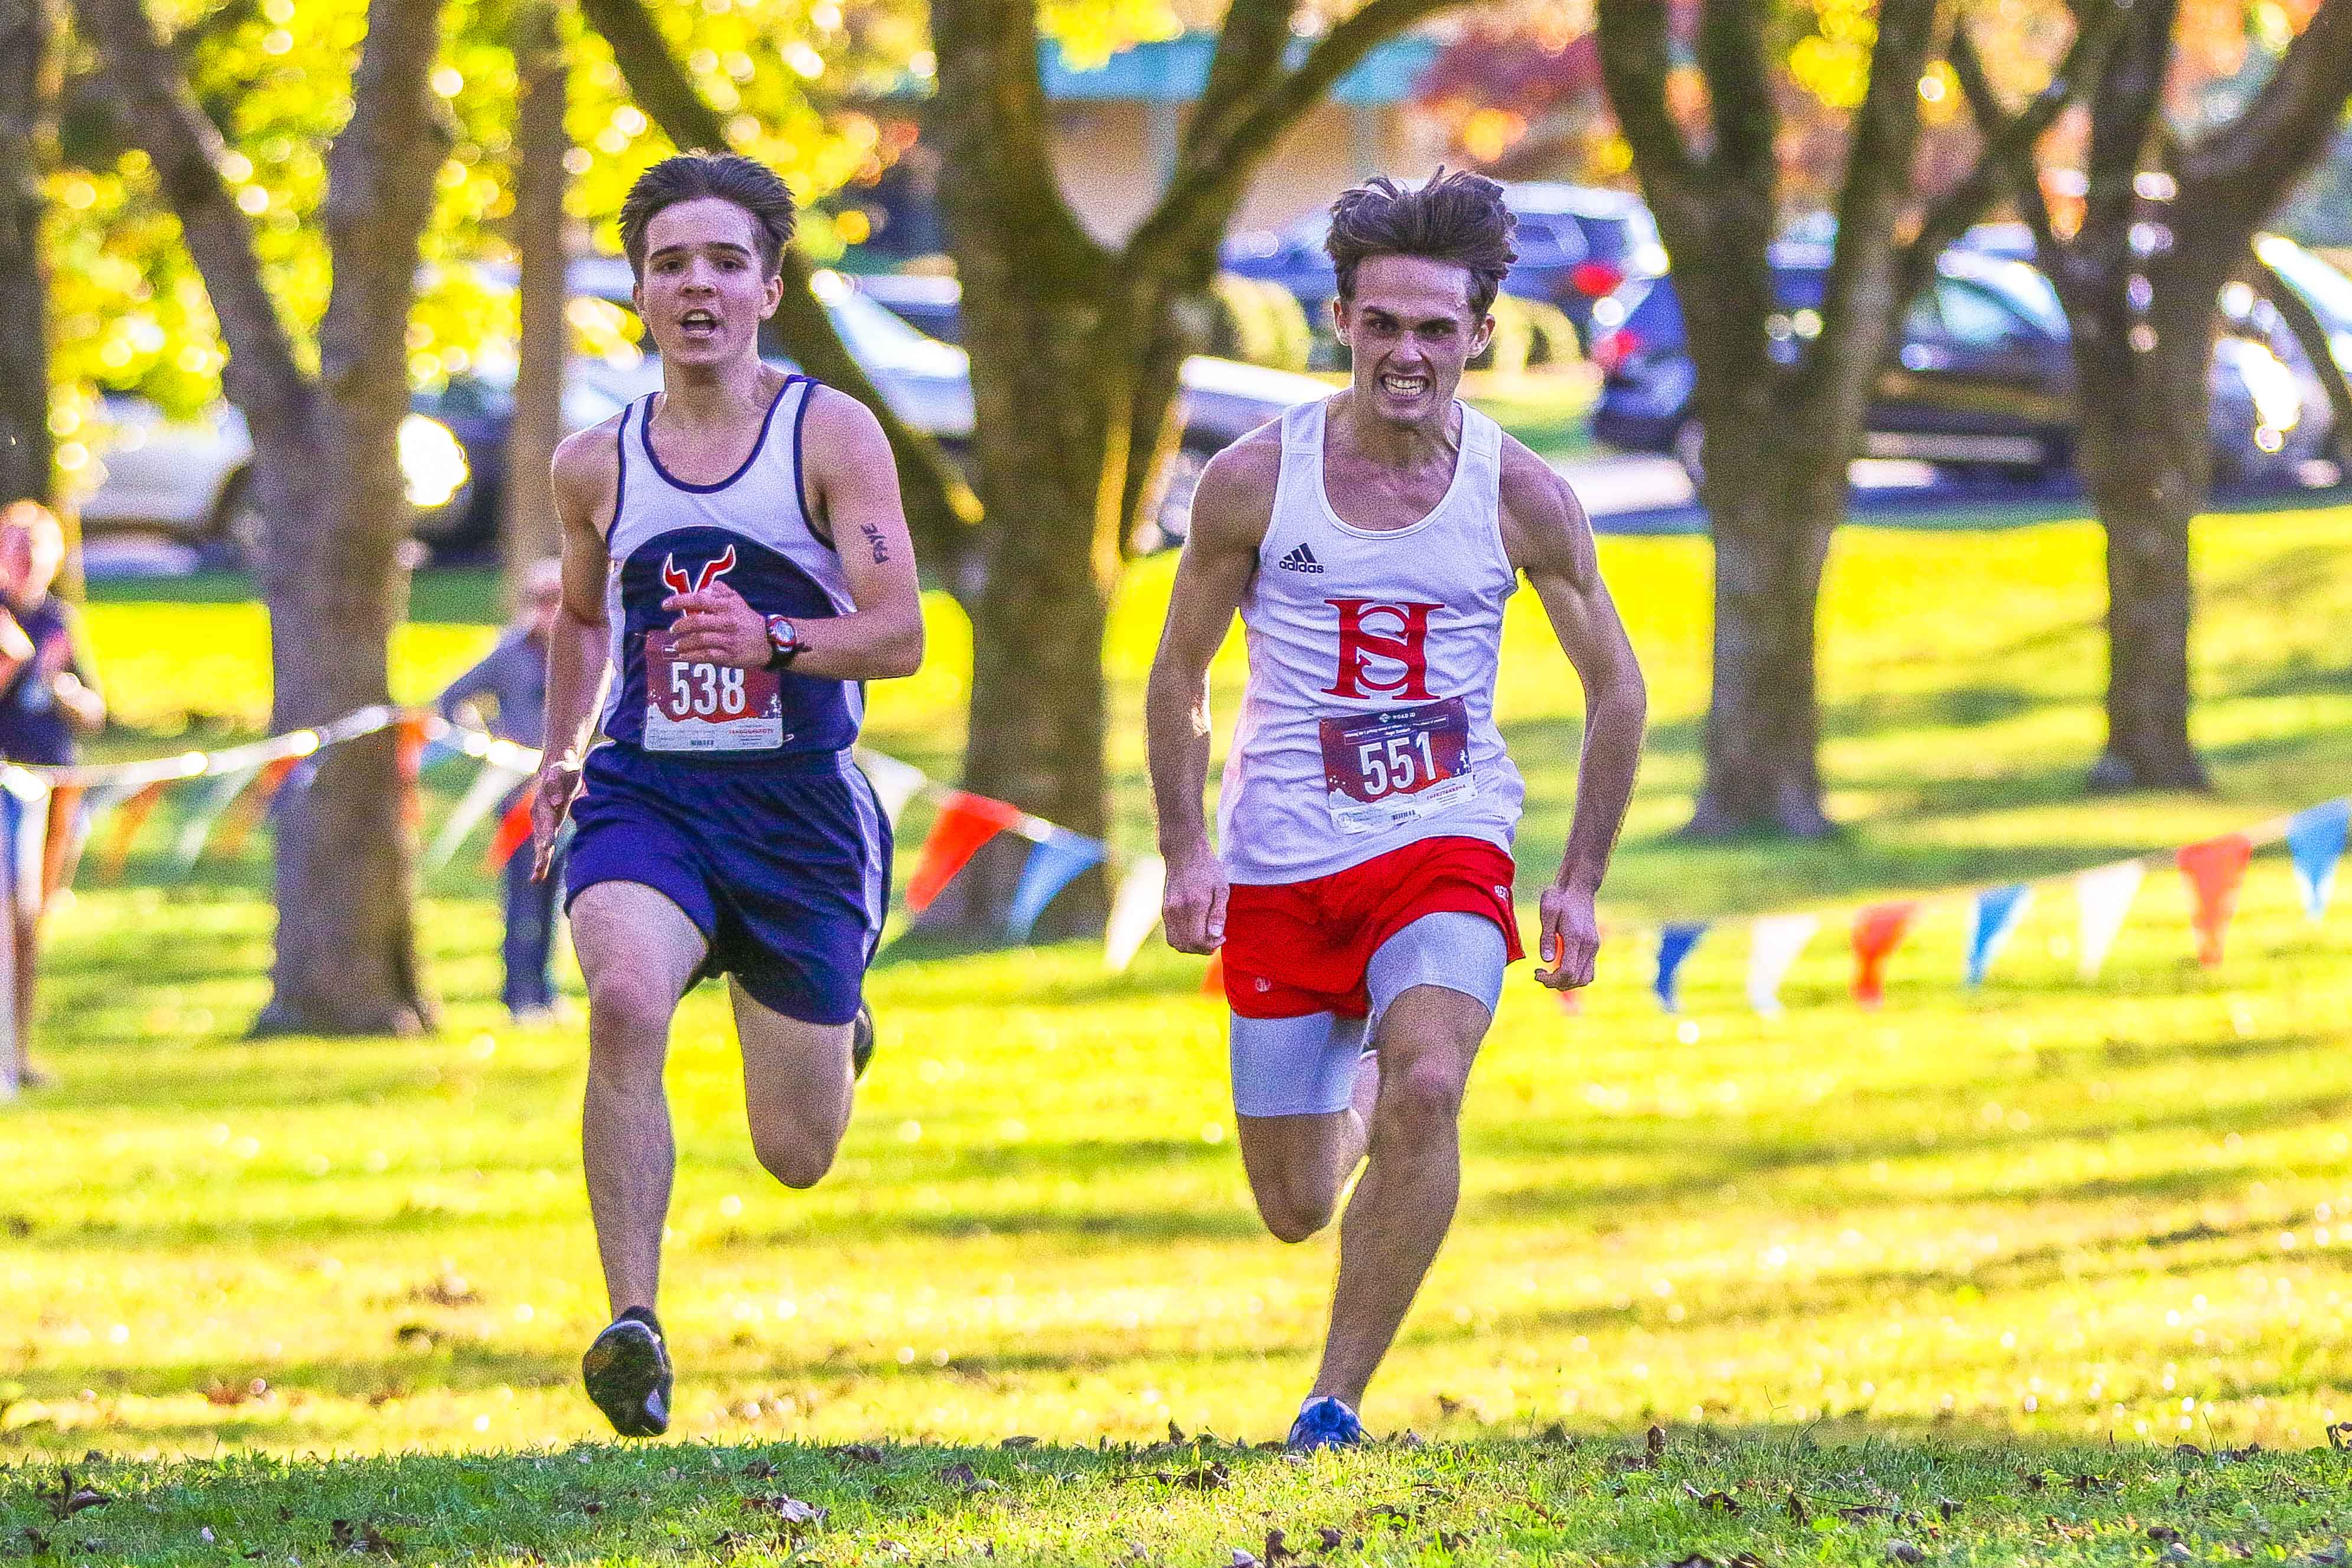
[643, 628, 783, 752]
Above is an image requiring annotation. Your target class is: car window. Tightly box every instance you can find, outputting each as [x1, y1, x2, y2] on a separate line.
[2255, 235, 2352, 330]
[1926, 279, 2028, 347]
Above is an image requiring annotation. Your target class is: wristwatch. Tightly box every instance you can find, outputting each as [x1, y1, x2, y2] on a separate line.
[763, 614, 802, 670]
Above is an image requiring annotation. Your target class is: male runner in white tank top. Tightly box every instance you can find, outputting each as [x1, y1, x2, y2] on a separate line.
[1146, 171, 1648, 1450]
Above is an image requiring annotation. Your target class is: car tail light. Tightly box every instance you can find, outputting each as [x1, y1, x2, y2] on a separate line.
[1570, 260, 1624, 299]
[1592, 328, 1643, 376]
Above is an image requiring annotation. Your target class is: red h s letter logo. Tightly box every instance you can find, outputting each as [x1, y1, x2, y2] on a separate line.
[1322, 598, 1440, 700]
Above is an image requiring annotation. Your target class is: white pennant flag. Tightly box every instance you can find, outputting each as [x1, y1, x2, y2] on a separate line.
[429, 759, 532, 871]
[2074, 859, 2146, 980]
[1103, 853, 1167, 973]
[1745, 912, 1819, 1017]
[856, 751, 928, 828]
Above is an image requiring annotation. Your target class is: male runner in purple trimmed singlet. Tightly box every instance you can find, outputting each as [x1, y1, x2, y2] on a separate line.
[530, 152, 923, 1437]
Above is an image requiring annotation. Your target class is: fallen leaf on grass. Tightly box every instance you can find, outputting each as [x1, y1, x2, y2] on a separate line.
[5, 1528, 49, 1558]
[1157, 1462, 1230, 1492]
[1000, 1435, 1039, 1449]
[1229, 1552, 1259, 1568]
[1318, 1527, 1344, 1552]
[1680, 1482, 1739, 1514]
[2148, 1525, 2182, 1543]
[204, 1380, 269, 1408]
[742, 1459, 781, 1479]
[741, 1495, 826, 1528]
[1436, 1531, 1472, 1549]
[1262, 1528, 1292, 1564]
[1885, 1542, 1924, 1564]
[1648, 1424, 1667, 1458]
[828, 1443, 886, 1466]
[1786, 1491, 1809, 1524]
[937, 1462, 1001, 1494]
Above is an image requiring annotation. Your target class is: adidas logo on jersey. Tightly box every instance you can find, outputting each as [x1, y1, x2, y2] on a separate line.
[1276, 543, 1323, 574]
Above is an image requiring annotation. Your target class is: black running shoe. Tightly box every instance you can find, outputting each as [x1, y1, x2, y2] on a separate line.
[852, 1002, 875, 1081]
[582, 1308, 672, 1437]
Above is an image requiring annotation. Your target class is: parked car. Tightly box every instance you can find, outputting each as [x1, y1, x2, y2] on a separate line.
[1220, 182, 1668, 346]
[1587, 239, 2318, 486]
[77, 395, 474, 565]
[430, 259, 1330, 553]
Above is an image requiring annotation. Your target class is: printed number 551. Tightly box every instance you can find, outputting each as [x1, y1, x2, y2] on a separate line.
[1356, 732, 1434, 797]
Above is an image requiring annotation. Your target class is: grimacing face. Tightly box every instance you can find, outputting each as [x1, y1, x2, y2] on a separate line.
[1333, 253, 1496, 428]
[633, 197, 785, 371]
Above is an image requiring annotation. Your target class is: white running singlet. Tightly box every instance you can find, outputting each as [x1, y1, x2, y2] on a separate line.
[1217, 395, 1523, 885]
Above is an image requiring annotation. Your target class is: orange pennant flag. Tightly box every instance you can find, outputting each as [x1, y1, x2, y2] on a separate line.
[1851, 901, 1919, 1009]
[1200, 948, 1224, 996]
[208, 755, 302, 862]
[395, 716, 429, 832]
[2177, 833, 2253, 967]
[905, 791, 1027, 914]
[485, 791, 536, 872]
[97, 781, 168, 882]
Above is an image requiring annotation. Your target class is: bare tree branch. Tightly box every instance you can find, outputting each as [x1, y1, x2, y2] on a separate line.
[1696, 0, 1774, 188]
[929, 0, 1104, 282]
[2178, 0, 2352, 234]
[72, 0, 308, 439]
[1897, 3, 2121, 314]
[1126, 0, 1461, 276]
[1795, 0, 1940, 415]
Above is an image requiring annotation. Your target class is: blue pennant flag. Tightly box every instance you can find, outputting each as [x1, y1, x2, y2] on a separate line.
[2288, 798, 2350, 920]
[1653, 922, 1708, 1012]
[1965, 883, 2034, 986]
[1005, 832, 1109, 941]
[418, 736, 467, 772]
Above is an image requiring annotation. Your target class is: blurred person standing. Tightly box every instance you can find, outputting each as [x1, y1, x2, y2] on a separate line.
[437, 558, 567, 1022]
[0, 501, 105, 1090]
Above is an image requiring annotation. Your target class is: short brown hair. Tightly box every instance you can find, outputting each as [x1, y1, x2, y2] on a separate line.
[1326, 169, 1517, 319]
[618, 152, 797, 281]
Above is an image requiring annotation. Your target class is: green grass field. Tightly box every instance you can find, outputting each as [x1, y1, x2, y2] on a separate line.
[6, 505, 2352, 1562]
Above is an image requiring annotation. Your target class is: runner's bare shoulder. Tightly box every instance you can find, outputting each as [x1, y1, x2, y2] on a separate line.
[1186, 420, 1286, 559]
[551, 413, 626, 536]
[1495, 431, 1595, 585]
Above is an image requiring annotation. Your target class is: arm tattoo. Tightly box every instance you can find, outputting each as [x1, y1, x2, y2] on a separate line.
[858, 520, 889, 565]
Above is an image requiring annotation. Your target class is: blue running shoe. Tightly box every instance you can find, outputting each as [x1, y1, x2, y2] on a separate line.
[1286, 1395, 1366, 1452]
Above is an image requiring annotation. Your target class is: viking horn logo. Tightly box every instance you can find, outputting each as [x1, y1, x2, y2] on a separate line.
[660, 544, 738, 597]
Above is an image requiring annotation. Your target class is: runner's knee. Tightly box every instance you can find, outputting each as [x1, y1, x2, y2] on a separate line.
[1256, 1178, 1338, 1243]
[750, 1126, 837, 1190]
[585, 972, 674, 1071]
[1379, 1052, 1466, 1135]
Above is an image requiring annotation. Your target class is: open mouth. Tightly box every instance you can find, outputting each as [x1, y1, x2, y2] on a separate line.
[679, 309, 720, 339]
[1379, 373, 1430, 397]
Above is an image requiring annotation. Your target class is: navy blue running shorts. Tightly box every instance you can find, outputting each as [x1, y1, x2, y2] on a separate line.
[563, 745, 891, 1025]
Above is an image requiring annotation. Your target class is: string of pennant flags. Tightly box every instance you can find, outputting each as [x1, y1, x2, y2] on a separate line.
[7, 707, 2346, 1008]
[1641, 798, 2350, 1016]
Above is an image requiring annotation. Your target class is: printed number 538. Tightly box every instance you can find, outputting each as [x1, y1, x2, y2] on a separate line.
[669, 661, 747, 718]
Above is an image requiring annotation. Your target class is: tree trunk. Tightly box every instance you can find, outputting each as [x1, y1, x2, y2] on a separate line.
[255, 0, 449, 1035]
[948, 282, 1125, 931]
[502, 0, 567, 605]
[2071, 284, 2214, 793]
[0, 0, 52, 506]
[256, 429, 432, 1034]
[1684, 382, 1842, 839]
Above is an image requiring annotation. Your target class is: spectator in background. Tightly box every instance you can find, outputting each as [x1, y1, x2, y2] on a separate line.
[0, 501, 105, 1089]
[438, 559, 566, 1022]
